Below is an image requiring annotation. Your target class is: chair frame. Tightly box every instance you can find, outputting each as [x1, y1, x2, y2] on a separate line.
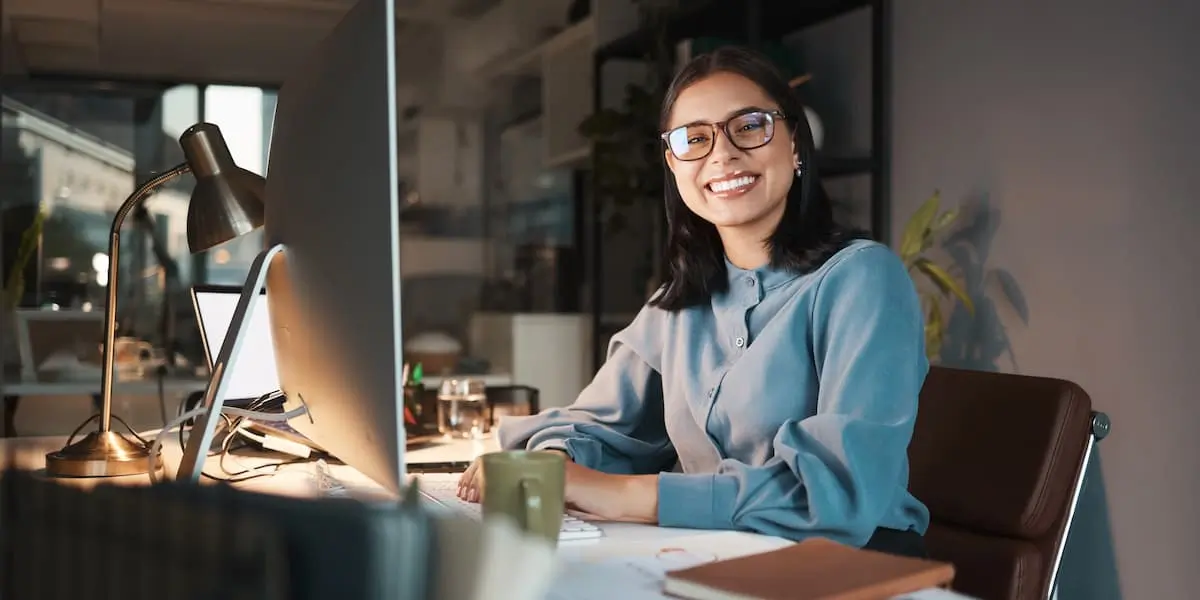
[1047, 410, 1111, 599]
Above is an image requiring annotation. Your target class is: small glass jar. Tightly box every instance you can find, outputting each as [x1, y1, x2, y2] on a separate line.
[436, 379, 489, 439]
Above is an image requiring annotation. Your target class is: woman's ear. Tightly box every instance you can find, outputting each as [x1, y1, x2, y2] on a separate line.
[664, 151, 677, 174]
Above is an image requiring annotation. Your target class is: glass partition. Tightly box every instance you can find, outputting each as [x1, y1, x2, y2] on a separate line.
[197, 85, 276, 286]
[0, 82, 277, 369]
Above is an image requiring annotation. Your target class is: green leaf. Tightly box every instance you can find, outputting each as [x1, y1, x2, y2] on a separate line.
[4, 210, 45, 310]
[931, 206, 960, 233]
[915, 258, 975, 315]
[924, 296, 944, 362]
[899, 191, 941, 263]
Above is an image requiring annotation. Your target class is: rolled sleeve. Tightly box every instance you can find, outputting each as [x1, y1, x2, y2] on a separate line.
[495, 309, 676, 475]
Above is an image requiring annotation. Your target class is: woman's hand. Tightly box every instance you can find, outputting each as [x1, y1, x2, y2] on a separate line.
[456, 457, 485, 503]
[455, 449, 570, 503]
[455, 451, 659, 524]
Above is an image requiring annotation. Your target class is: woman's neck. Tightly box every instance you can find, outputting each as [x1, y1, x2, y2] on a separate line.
[720, 231, 771, 270]
[718, 211, 780, 270]
[717, 195, 786, 270]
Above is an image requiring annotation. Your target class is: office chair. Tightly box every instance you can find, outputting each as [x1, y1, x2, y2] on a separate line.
[907, 366, 1111, 600]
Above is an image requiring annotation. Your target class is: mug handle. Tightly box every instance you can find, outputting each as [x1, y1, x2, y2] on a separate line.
[519, 478, 546, 539]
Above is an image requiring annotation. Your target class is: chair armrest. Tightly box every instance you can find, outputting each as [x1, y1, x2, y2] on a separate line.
[1091, 411, 1111, 441]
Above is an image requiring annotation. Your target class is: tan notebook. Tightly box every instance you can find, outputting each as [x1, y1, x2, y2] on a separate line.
[662, 537, 955, 600]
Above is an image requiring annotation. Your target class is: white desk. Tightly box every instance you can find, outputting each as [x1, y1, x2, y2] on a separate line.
[0, 433, 736, 551]
[0, 434, 971, 600]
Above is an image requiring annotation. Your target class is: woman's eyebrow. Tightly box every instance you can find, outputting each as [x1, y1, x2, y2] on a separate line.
[672, 105, 774, 128]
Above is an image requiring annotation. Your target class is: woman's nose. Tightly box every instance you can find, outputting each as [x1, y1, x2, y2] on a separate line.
[708, 128, 740, 163]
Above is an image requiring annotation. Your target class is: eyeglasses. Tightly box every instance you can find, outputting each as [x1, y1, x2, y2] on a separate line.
[660, 110, 786, 162]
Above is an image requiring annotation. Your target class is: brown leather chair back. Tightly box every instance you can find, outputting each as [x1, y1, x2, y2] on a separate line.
[908, 366, 1109, 600]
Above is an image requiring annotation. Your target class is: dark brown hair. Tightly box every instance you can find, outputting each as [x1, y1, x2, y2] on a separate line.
[650, 46, 866, 311]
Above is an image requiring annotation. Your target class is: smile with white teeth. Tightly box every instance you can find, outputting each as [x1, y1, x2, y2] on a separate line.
[707, 175, 759, 194]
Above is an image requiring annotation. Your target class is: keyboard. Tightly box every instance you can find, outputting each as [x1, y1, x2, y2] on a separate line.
[415, 474, 604, 541]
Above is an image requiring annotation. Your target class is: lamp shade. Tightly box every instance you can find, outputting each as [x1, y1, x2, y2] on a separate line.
[179, 123, 267, 254]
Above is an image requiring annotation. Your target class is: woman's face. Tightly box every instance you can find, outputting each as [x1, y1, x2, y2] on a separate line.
[663, 71, 796, 235]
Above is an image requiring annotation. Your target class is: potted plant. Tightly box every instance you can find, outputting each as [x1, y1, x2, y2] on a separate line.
[898, 191, 974, 361]
[2, 208, 45, 367]
[577, 0, 678, 300]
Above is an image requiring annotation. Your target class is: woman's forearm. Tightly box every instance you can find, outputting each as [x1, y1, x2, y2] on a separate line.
[618, 474, 660, 523]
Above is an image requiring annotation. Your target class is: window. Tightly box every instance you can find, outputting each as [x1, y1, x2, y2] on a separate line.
[198, 85, 276, 286]
[0, 82, 278, 366]
[2, 91, 140, 315]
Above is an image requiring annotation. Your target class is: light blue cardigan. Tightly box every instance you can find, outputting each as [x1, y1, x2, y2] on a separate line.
[496, 239, 931, 546]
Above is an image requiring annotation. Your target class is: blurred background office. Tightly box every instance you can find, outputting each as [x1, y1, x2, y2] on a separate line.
[1, 1, 1197, 599]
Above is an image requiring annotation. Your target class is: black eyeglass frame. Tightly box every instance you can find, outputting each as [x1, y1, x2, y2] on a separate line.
[659, 110, 788, 162]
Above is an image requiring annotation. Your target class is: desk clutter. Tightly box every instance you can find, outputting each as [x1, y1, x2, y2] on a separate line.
[401, 361, 540, 441]
[0, 467, 557, 600]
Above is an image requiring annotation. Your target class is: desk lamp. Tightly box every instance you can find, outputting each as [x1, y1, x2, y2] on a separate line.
[45, 123, 265, 478]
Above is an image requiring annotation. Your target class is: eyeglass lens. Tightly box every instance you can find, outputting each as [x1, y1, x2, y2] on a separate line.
[664, 111, 777, 161]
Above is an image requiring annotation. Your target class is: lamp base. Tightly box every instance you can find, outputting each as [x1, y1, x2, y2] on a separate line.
[44, 431, 161, 478]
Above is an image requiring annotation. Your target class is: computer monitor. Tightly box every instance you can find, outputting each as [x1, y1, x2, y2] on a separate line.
[191, 284, 332, 454]
[177, 0, 407, 493]
[260, 0, 407, 494]
[190, 285, 278, 404]
[191, 284, 441, 455]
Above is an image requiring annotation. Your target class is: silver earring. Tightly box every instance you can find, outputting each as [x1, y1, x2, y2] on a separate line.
[795, 161, 803, 178]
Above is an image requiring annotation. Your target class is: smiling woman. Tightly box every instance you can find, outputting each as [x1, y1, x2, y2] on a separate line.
[465, 46, 933, 560]
[651, 47, 865, 308]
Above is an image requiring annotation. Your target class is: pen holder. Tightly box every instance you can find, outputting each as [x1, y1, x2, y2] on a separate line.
[403, 384, 439, 433]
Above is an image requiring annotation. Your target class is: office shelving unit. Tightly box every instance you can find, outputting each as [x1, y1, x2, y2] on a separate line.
[586, 0, 891, 372]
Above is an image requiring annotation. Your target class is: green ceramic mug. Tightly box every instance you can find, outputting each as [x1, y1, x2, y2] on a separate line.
[480, 451, 565, 546]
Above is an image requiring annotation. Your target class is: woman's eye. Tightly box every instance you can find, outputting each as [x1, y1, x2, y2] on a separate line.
[688, 135, 708, 145]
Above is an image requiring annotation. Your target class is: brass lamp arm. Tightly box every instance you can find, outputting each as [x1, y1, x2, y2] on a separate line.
[98, 163, 191, 433]
[46, 122, 266, 479]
